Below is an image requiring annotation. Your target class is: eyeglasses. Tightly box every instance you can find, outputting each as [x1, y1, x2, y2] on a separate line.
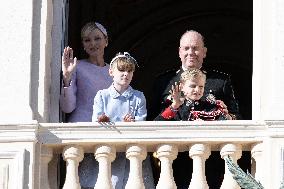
[110, 52, 139, 67]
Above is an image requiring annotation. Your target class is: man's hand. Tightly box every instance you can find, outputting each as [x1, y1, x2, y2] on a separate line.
[216, 100, 233, 120]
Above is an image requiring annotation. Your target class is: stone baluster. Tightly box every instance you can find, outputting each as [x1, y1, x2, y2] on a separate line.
[94, 145, 116, 189]
[62, 145, 84, 189]
[156, 144, 178, 189]
[251, 143, 263, 183]
[40, 146, 53, 189]
[220, 143, 242, 189]
[188, 144, 211, 189]
[125, 144, 147, 189]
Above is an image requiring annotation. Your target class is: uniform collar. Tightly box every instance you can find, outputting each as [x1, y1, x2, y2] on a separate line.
[109, 84, 134, 99]
[181, 65, 203, 71]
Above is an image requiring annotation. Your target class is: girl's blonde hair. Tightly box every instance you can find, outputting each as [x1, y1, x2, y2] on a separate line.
[180, 69, 206, 84]
[110, 52, 138, 72]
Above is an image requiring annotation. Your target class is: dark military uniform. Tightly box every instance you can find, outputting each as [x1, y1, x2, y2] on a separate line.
[154, 99, 227, 121]
[148, 67, 240, 120]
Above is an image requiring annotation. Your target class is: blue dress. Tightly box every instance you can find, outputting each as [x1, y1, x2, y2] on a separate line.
[92, 84, 147, 122]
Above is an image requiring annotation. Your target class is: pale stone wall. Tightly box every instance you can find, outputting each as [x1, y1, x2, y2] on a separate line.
[0, 1, 34, 122]
[253, 0, 284, 120]
[0, 0, 63, 123]
[0, 123, 38, 189]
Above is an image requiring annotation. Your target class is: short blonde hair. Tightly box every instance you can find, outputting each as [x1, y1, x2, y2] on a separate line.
[180, 69, 206, 84]
[81, 22, 108, 39]
[110, 52, 137, 72]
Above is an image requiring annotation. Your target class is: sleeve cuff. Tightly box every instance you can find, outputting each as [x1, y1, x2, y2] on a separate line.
[161, 107, 177, 119]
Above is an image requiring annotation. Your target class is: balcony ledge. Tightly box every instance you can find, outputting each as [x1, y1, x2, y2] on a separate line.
[38, 120, 270, 152]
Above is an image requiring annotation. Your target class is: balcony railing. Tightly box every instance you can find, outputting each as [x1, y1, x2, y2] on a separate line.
[1, 120, 284, 189]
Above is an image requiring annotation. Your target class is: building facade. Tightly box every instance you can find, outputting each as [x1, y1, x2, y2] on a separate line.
[0, 0, 284, 188]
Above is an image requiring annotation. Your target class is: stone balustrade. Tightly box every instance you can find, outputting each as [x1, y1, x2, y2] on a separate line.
[1, 120, 284, 188]
[62, 145, 84, 189]
[54, 142, 261, 189]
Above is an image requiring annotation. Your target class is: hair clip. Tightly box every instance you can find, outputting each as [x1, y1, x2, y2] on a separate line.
[94, 22, 108, 37]
[110, 52, 139, 67]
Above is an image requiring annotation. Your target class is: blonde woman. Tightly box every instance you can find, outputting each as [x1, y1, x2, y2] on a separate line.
[60, 22, 112, 122]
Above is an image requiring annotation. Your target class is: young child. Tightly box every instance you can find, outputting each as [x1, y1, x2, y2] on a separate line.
[92, 52, 146, 122]
[154, 68, 230, 121]
[91, 52, 154, 189]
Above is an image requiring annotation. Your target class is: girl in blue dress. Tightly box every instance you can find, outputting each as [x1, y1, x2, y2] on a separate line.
[92, 52, 147, 122]
[79, 52, 154, 189]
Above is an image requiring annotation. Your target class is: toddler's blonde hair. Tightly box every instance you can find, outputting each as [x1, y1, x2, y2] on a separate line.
[180, 69, 206, 84]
